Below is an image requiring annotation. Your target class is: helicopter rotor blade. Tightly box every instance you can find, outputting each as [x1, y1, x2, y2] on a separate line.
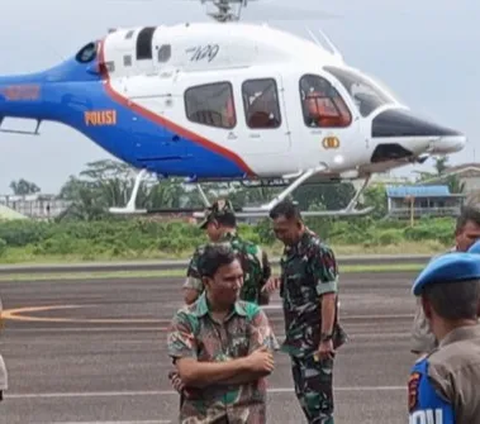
[106, 0, 342, 21]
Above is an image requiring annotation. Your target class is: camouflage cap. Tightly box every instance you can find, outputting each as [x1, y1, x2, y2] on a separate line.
[198, 199, 235, 229]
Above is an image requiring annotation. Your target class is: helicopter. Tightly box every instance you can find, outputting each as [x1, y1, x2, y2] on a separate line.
[0, 0, 467, 218]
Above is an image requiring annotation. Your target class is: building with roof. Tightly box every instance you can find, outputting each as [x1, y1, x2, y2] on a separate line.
[386, 185, 466, 219]
[0, 194, 71, 220]
[0, 204, 28, 221]
[420, 162, 480, 194]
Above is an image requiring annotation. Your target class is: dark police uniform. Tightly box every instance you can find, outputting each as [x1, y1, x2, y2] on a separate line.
[408, 253, 480, 423]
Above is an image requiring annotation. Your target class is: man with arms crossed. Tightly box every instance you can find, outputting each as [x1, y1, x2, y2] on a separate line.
[167, 244, 278, 423]
[263, 200, 347, 424]
[170, 199, 273, 401]
[408, 252, 480, 423]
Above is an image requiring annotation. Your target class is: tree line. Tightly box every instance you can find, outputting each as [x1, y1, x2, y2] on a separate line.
[0, 155, 466, 262]
[7, 156, 466, 223]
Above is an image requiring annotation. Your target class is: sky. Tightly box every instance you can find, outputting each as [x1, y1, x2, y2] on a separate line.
[0, 0, 478, 194]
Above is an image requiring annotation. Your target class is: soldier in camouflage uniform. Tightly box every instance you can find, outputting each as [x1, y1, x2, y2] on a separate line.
[264, 199, 347, 424]
[171, 199, 274, 404]
[183, 199, 272, 306]
[167, 243, 278, 423]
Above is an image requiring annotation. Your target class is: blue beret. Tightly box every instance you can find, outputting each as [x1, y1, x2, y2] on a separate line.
[412, 252, 480, 296]
[467, 239, 480, 254]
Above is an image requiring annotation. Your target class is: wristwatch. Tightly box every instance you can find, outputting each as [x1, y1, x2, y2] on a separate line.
[320, 332, 333, 342]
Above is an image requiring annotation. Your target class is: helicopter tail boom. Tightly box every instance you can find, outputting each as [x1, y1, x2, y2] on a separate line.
[0, 75, 46, 120]
[0, 74, 48, 135]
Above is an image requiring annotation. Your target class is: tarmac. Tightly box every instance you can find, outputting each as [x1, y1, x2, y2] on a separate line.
[0, 271, 419, 423]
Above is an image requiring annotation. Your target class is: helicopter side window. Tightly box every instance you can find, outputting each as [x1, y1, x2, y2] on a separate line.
[242, 79, 281, 129]
[184, 82, 236, 129]
[299, 74, 352, 128]
[157, 45, 171, 63]
[136, 26, 156, 60]
[75, 42, 97, 64]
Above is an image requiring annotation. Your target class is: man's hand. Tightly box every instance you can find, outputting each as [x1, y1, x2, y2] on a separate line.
[315, 340, 335, 362]
[244, 346, 275, 373]
[168, 370, 185, 393]
[262, 277, 281, 294]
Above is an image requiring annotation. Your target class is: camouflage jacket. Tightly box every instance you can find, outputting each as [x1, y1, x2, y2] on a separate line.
[279, 229, 347, 357]
[183, 231, 271, 304]
[167, 292, 278, 423]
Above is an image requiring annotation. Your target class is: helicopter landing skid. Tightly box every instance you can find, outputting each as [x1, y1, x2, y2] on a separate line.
[109, 167, 374, 218]
[109, 169, 148, 215]
[108, 169, 211, 215]
[194, 169, 374, 219]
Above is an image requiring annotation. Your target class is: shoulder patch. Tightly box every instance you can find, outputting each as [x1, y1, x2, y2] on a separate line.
[408, 371, 421, 413]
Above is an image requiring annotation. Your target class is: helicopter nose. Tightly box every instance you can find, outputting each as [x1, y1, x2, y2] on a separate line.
[372, 108, 466, 154]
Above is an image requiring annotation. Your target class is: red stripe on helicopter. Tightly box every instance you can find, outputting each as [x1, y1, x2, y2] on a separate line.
[97, 39, 256, 177]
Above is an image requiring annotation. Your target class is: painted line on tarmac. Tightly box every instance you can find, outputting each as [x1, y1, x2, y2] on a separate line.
[44, 421, 171, 424]
[4, 327, 164, 333]
[1, 305, 168, 326]
[1, 332, 412, 343]
[5, 385, 405, 400]
[1, 303, 413, 324]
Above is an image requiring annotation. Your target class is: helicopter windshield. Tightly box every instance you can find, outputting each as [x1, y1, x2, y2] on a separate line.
[324, 66, 393, 117]
[75, 42, 98, 64]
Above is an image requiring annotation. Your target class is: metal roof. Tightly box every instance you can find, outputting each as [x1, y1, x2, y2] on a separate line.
[0, 204, 28, 221]
[386, 185, 452, 198]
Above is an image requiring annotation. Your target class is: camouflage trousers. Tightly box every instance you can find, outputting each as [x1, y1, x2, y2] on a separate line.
[290, 354, 334, 424]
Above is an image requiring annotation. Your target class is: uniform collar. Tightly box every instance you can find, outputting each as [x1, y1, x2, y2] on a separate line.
[439, 324, 480, 348]
[192, 291, 247, 318]
[284, 228, 313, 255]
[219, 230, 237, 242]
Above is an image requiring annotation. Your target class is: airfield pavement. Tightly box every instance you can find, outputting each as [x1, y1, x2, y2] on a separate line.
[0, 271, 420, 424]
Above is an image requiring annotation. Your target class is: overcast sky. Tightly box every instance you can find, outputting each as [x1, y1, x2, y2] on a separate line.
[0, 0, 478, 194]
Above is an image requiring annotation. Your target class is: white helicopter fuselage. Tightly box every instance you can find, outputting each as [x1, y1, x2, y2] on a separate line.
[99, 21, 465, 183]
[0, 17, 466, 215]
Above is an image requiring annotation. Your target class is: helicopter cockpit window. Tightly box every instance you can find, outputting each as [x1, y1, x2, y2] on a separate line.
[75, 42, 97, 64]
[242, 79, 281, 129]
[185, 82, 236, 129]
[299, 74, 351, 128]
[324, 66, 393, 117]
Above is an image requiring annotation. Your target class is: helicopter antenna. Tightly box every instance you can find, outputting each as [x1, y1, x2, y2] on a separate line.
[304, 25, 343, 61]
[316, 27, 343, 60]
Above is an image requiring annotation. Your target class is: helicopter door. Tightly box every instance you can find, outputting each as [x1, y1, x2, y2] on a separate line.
[237, 76, 292, 156]
[296, 72, 364, 167]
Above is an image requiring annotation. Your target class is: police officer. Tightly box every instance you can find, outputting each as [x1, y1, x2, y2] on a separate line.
[408, 252, 480, 423]
[182, 199, 272, 306]
[411, 204, 480, 356]
[263, 199, 347, 424]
